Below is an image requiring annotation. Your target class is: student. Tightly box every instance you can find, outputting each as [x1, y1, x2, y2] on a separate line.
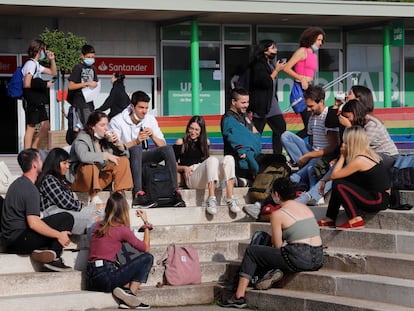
[22, 39, 57, 149]
[318, 126, 391, 229]
[221, 178, 323, 308]
[87, 191, 152, 309]
[68, 111, 133, 203]
[174, 115, 240, 215]
[109, 91, 185, 208]
[0, 149, 73, 272]
[68, 44, 99, 127]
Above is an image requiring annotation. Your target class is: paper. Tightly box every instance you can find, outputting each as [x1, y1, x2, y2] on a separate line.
[82, 80, 101, 103]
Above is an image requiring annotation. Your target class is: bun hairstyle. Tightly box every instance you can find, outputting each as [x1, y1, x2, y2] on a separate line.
[114, 72, 125, 81]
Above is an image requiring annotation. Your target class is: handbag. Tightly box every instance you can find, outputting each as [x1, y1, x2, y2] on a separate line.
[290, 81, 306, 114]
[157, 243, 202, 286]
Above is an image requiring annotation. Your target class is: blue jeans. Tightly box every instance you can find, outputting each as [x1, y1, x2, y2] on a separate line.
[129, 144, 178, 195]
[281, 131, 312, 164]
[87, 252, 154, 292]
[295, 166, 333, 204]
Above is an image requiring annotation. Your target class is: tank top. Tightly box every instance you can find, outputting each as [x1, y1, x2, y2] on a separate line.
[294, 48, 318, 79]
[281, 209, 320, 243]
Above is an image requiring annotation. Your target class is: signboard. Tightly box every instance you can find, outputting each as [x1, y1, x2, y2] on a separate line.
[0, 55, 18, 74]
[392, 21, 405, 47]
[95, 57, 155, 76]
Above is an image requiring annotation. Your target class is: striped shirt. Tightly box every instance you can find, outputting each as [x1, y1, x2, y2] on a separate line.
[308, 106, 339, 150]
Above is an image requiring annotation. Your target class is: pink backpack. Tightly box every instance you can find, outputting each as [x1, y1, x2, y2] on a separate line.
[157, 244, 202, 286]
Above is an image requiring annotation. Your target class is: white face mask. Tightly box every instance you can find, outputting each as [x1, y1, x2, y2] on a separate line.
[94, 131, 103, 140]
[311, 44, 319, 52]
[133, 112, 143, 122]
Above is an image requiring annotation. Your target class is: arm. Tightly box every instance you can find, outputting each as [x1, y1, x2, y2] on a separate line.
[41, 50, 57, 76]
[283, 47, 310, 89]
[96, 87, 115, 112]
[270, 211, 284, 248]
[73, 134, 105, 164]
[297, 131, 340, 167]
[27, 215, 71, 247]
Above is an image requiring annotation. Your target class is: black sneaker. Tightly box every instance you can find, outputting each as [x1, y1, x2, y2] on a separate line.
[220, 294, 247, 308]
[132, 191, 158, 209]
[172, 190, 186, 207]
[113, 287, 141, 309]
[31, 249, 57, 263]
[119, 301, 151, 309]
[43, 257, 72, 272]
[255, 268, 283, 290]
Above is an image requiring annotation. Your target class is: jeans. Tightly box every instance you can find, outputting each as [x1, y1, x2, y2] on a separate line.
[290, 157, 319, 189]
[6, 212, 74, 258]
[281, 131, 312, 164]
[295, 166, 333, 204]
[87, 252, 154, 292]
[253, 114, 286, 155]
[129, 144, 178, 195]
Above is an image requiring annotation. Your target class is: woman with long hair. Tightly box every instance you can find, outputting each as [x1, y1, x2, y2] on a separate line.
[248, 39, 286, 155]
[283, 27, 326, 138]
[221, 177, 323, 308]
[174, 115, 240, 215]
[68, 111, 133, 202]
[36, 148, 100, 234]
[318, 126, 391, 229]
[96, 72, 130, 119]
[87, 192, 153, 309]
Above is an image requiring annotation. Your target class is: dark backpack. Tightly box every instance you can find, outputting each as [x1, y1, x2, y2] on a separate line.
[142, 163, 175, 207]
[7, 60, 36, 99]
[237, 66, 251, 91]
[391, 154, 414, 190]
[248, 155, 291, 202]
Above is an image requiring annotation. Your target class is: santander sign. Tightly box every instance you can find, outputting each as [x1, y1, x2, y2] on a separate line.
[95, 57, 155, 76]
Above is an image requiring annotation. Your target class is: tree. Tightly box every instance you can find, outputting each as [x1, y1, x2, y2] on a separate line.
[39, 28, 86, 129]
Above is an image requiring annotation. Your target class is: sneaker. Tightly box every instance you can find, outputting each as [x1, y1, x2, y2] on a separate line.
[227, 197, 241, 213]
[113, 287, 141, 308]
[119, 301, 151, 309]
[88, 195, 103, 205]
[172, 190, 186, 207]
[242, 202, 261, 219]
[206, 196, 217, 215]
[220, 294, 247, 308]
[44, 257, 72, 272]
[31, 249, 57, 263]
[132, 191, 158, 209]
[236, 177, 249, 187]
[255, 269, 283, 290]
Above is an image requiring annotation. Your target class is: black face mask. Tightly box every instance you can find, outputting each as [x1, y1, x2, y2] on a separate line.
[268, 53, 277, 60]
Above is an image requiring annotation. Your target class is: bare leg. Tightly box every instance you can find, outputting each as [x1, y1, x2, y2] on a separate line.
[235, 277, 250, 298]
[129, 281, 141, 295]
[208, 181, 216, 197]
[24, 124, 36, 148]
[32, 120, 50, 149]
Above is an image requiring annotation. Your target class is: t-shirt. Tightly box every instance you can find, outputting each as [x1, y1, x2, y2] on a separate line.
[308, 106, 339, 151]
[0, 176, 41, 245]
[174, 141, 205, 166]
[67, 62, 98, 108]
[88, 224, 147, 262]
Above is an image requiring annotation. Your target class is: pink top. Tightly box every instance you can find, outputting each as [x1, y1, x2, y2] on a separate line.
[88, 224, 147, 262]
[294, 48, 318, 79]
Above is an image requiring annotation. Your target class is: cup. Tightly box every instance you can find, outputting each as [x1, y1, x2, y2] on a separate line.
[105, 130, 113, 142]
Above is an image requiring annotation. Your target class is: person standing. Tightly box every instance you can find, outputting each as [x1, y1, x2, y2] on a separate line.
[284, 27, 326, 138]
[22, 39, 57, 149]
[0, 149, 73, 272]
[96, 72, 130, 119]
[248, 39, 286, 155]
[68, 44, 99, 127]
[174, 115, 240, 215]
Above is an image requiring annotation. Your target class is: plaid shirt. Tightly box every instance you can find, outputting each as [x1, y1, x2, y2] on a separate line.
[39, 174, 82, 212]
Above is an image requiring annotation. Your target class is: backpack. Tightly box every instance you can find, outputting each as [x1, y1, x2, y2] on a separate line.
[157, 243, 201, 286]
[391, 153, 414, 190]
[7, 59, 36, 99]
[248, 155, 291, 202]
[237, 66, 251, 91]
[142, 163, 175, 207]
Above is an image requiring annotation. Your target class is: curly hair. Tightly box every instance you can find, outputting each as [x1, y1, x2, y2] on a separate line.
[299, 27, 326, 48]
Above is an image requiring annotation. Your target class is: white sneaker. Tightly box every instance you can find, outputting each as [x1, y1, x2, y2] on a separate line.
[89, 195, 103, 205]
[206, 196, 218, 215]
[226, 197, 241, 213]
[242, 202, 261, 219]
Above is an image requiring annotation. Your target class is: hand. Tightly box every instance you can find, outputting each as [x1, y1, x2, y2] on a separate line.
[107, 154, 120, 165]
[338, 114, 352, 128]
[340, 143, 347, 157]
[183, 166, 193, 179]
[275, 60, 286, 72]
[239, 153, 246, 159]
[46, 81, 54, 88]
[136, 209, 148, 223]
[57, 231, 72, 248]
[318, 180, 326, 196]
[46, 50, 55, 60]
[297, 155, 309, 168]
[86, 81, 98, 88]
[301, 79, 309, 90]
[143, 127, 153, 138]
[137, 129, 150, 144]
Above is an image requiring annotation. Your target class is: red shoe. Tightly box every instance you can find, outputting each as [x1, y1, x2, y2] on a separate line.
[337, 217, 365, 229]
[317, 219, 335, 227]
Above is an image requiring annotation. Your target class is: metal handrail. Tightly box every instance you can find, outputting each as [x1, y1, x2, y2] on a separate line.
[323, 71, 360, 90]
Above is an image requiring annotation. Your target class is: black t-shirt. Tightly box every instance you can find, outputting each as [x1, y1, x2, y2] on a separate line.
[67, 62, 98, 108]
[173, 141, 205, 166]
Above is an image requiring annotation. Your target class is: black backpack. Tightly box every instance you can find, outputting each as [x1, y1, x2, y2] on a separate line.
[142, 163, 176, 207]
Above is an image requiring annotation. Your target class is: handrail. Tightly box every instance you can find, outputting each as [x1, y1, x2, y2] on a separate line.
[323, 71, 360, 90]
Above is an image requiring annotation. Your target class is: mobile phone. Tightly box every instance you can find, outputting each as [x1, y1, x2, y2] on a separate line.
[51, 76, 57, 83]
[280, 58, 287, 63]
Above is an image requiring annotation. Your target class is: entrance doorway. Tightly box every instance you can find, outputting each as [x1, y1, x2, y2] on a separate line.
[0, 77, 19, 154]
[224, 45, 251, 111]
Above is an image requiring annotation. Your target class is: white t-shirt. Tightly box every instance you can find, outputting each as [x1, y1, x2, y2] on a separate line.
[21, 59, 44, 79]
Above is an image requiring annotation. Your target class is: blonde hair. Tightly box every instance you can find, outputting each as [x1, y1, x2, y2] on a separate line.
[94, 192, 130, 238]
[343, 126, 380, 163]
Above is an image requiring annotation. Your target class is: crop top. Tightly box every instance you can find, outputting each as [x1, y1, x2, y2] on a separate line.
[281, 209, 320, 243]
[294, 48, 318, 79]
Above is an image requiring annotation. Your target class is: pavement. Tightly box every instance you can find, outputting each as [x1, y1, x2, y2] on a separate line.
[87, 305, 256, 310]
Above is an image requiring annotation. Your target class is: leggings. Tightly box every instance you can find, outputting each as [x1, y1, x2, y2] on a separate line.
[326, 179, 390, 221]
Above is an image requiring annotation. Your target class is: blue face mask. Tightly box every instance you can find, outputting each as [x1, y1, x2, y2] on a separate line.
[311, 44, 319, 52]
[84, 58, 95, 66]
[39, 51, 46, 61]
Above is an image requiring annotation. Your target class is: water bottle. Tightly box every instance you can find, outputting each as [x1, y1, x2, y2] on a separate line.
[140, 126, 148, 150]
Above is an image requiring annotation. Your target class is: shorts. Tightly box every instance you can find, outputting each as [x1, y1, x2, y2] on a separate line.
[24, 101, 49, 125]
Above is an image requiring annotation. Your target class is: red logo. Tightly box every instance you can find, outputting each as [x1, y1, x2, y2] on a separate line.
[95, 57, 155, 76]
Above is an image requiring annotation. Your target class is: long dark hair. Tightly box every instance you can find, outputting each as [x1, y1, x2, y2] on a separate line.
[85, 111, 108, 139]
[181, 115, 209, 161]
[350, 85, 374, 114]
[251, 39, 275, 63]
[36, 148, 70, 188]
[341, 99, 367, 127]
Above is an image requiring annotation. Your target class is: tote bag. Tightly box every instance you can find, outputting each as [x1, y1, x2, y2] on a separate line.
[290, 81, 306, 114]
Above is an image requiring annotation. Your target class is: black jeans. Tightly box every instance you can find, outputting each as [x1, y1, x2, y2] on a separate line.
[253, 114, 286, 155]
[6, 212, 74, 258]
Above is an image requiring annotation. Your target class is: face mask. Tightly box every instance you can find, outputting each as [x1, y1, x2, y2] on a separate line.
[94, 131, 103, 140]
[133, 112, 143, 122]
[268, 52, 277, 60]
[84, 58, 95, 66]
[39, 51, 46, 61]
[311, 44, 319, 52]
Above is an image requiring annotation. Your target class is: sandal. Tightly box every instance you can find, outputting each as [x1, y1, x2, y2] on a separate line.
[317, 219, 335, 227]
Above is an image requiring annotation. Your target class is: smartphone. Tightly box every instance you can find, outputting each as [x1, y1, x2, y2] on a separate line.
[280, 58, 287, 63]
[51, 76, 57, 83]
